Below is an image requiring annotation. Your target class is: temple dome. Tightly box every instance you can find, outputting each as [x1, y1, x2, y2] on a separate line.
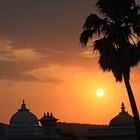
[109, 103, 134, 127]
[39, 112, 58, 127]
[10, 100, 39, 126]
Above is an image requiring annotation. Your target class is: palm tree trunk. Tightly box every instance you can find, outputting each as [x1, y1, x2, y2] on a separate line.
[123, 73, 140, 140]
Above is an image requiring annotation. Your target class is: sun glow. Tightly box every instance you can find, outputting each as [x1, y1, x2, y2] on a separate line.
[96, 89, 104, 97]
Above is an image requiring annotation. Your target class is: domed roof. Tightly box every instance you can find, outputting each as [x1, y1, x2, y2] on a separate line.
[10, 100, 39, 126]
[109, 103, 134, 127]
[39, 112, 58, 127]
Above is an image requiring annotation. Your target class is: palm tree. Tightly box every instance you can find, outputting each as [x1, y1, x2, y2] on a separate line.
[80, 0, 140, 139]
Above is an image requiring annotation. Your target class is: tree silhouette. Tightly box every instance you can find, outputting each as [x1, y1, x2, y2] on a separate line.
[80, 0, 140, 139]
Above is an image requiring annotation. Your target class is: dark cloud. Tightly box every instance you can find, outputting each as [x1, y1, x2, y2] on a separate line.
[0, 60, 37, 81]
[0, 59, 64, 84]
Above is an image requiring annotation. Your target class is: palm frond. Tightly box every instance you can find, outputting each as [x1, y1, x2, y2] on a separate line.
[129, 43, 140, 66]
[80, 13, 111, 46]
[96, 0, 135, 21]
[132, 16, 140, 36]
[127, 6, 140, 36]
[93, 38, 115, 71]
[80, 30, 94, 46]
[83, 14, 103, 30]
[83, 14, 109, 36]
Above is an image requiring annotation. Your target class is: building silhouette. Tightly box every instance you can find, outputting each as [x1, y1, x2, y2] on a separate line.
[0, 101, 137, 140]
[0, 100, 74, 140]
[88, 103, 136, 140]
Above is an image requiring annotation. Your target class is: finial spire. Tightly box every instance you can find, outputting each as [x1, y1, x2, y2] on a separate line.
[23, 99, 25, 104]
[18, 99, 29, 111]
[121, 102, 125, 112]
[47, 112, 49, 116]
[51, 112, 53, 117]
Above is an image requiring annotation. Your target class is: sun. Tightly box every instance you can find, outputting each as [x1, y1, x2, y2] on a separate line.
[96, 89, 104, 97]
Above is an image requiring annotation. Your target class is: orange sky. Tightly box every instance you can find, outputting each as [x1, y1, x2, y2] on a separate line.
[0, 0, 140, 125]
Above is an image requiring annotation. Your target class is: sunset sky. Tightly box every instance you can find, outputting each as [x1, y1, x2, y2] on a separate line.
[0, 0, 140, 125]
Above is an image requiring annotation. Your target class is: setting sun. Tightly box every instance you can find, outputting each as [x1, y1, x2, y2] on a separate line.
[96, 89, 104, 97]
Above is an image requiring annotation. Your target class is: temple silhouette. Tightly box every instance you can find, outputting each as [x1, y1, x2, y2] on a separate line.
[88, 103, 136, 140]
[0, 100, 136, 140]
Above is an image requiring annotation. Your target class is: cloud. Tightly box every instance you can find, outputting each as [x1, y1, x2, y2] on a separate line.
[0, 60, 38, 81]
[29, 64, 85, 84]
[0, 39, 65, 83]
[0, 39, 44, 81]
[0, 39, 42, 62]
[14, 48, 41, 61]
